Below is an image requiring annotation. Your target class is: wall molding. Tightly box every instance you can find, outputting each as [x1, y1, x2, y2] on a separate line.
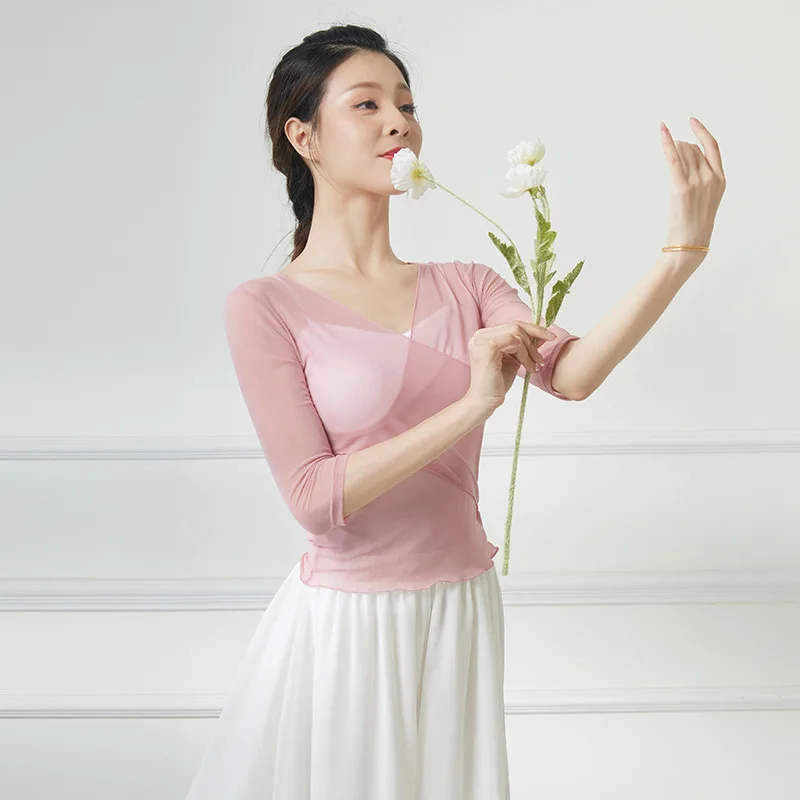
[2, 569, 799, 611]
[3, 432, 798, 610]
[1, 429, 799, 461]
[1, 686, 799, 719]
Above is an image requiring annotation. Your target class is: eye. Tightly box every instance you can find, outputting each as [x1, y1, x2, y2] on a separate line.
[356, 100, 418, 114]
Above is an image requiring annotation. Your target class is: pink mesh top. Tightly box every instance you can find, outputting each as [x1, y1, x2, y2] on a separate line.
[224, 260, 580, 593]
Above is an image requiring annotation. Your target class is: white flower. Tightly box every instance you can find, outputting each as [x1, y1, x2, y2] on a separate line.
[389, 148, 437, 199]
[507, 138, 546, 167]
[499, 163, 547, 198]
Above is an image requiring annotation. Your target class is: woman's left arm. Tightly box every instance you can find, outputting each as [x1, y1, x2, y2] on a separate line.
[552, 251, 704, 399]
[553, 117, 727, 399]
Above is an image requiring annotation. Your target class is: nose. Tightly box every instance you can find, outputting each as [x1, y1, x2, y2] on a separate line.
[385, 109, 412, 138]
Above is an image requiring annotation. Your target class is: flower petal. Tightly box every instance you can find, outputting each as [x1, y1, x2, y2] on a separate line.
[506, 138, 546, 167]
[390, 147, 435, 199]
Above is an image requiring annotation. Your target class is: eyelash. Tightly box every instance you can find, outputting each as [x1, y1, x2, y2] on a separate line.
[356, 100, 418, 114]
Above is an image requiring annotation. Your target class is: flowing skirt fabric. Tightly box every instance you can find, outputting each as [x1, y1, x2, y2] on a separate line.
[185, 560, 510, 800]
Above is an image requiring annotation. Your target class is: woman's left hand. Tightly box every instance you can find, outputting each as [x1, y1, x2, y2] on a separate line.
[660, 117, 727, 261]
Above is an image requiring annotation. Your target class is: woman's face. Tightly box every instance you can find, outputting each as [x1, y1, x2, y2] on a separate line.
[289, 50, 423, 197]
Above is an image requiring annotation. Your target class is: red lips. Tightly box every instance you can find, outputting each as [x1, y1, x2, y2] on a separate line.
[380, 147, 402, 158]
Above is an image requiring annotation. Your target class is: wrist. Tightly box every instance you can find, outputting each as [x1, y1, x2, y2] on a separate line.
[458, 393, 496, 426]
[658, 249, 706, 274]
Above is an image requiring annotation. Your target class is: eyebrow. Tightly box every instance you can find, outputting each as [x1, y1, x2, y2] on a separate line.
[342, 81, 412, 95]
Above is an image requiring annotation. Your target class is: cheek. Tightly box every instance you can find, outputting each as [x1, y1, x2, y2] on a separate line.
[337, 123, 378, 158]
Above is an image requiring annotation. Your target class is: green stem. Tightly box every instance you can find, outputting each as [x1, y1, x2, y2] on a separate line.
[501, 370, 531, 575]
[431, 177, 556, 578]
[501, 288, 544, 576]
[501, 188, 549, 576]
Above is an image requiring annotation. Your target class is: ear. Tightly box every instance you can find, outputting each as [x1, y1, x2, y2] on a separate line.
[284, 117, 312, 160]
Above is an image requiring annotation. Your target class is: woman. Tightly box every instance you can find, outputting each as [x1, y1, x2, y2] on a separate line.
[186, 22, 724, 800]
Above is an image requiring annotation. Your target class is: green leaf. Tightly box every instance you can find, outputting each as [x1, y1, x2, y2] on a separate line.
[544, 259, 585, 326]
[533, 205, 551, 234]
[531, 206, 558, 270]
[488, 231, 531, 295]
[561, 259, 585, 290]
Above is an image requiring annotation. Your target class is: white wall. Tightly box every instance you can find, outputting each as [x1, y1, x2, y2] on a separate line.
[2, 1, 799, 798]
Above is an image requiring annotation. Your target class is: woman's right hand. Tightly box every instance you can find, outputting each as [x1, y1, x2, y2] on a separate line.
[463, 320, 558, 418]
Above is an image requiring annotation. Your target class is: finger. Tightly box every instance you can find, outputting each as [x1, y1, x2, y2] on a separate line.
[683, 143, 703, 173]
[498, 334, 520, 353]
[499, 335, 538, 373]
[509, 323, 550, 364]
[689, 117, 725, 181]
[499, 334, 524, 355]
[660, 122, 689, 187]
[675, 141, 695, 177]
[678, 141, 714, 184]
[520, 354, 540, 374]
[690, 142, 716, 182]
[512, 320, 558, 342]
[511, 344, 539, 374]
[506, 324, 542, 364]
[526, 333, 547, 365]
[518, 333, 544, 366]
[514, 338, 541, 373]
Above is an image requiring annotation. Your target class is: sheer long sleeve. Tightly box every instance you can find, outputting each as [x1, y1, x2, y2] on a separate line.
[469, 260, 580, 400]
[224, 281, 352, 535]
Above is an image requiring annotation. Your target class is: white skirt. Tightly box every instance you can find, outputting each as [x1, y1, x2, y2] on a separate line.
[185, 560, 510, 800]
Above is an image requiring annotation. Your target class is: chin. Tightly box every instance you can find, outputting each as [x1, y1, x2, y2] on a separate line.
[367, 173, 405, 196]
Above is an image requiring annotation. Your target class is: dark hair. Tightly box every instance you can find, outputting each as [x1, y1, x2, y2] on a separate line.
[265, 24, 414, 265]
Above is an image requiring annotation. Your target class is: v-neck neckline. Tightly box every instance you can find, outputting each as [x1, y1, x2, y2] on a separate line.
[273, 261, 427, 338]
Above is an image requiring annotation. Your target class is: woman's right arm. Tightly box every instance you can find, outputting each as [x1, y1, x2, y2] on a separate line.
[224, 283, 493, 534]
[339, 392, 491, 522]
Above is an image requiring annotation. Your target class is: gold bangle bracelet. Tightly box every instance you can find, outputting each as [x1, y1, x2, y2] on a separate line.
[661, 245, 709, 253]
